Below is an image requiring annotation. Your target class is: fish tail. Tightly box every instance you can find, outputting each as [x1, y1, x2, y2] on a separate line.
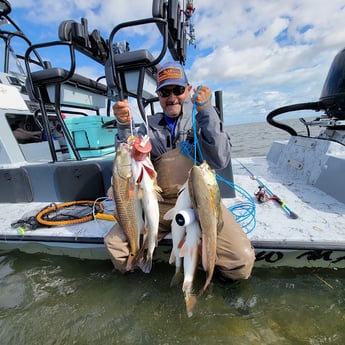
[199, 279, 211, 296]
[184, 292, 198, 318]
[134, 237, 153, 274]
[170, 268, 183, 287]
[126, 253, 137, 272]
[199, 271, 213, 296]
[137, 254, 153, 274]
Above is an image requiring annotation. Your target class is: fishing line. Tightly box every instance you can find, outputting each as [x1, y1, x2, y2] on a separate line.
[181, 97, 257, 234]
[129, 108, 135, 138]
[191, 86, 205, 164]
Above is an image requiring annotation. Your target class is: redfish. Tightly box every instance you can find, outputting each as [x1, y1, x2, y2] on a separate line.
[188, 161, 223, 295]
[112, 143, 143, 271]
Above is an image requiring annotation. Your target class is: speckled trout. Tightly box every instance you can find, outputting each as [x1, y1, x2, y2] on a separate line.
[188, 161, 223, 295]
[112, 143, 143, 271]
[164, 183, 191, 286]
[134, 158, 162, 273]
[179, 219, 201, 317]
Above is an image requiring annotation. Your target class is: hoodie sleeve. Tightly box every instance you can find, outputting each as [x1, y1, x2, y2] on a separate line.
[196, 104, 231, 170]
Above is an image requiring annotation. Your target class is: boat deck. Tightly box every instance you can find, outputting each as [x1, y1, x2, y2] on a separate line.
[231, 156, 345, 250]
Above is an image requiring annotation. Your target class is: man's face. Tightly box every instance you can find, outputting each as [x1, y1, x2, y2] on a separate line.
[158, 84, 192, 118]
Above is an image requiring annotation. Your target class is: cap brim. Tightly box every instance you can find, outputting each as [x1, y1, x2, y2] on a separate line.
[156, 80, 188, 92]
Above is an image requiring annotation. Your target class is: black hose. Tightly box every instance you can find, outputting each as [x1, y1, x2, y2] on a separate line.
[266, 101, 322, 136]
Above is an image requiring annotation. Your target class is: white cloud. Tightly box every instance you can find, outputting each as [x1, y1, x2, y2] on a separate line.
[11, 0, 345, 124]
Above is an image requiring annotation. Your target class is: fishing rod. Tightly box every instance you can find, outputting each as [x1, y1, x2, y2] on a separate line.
[236, 160, 298, 219]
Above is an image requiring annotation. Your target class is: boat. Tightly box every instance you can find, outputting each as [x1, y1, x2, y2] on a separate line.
[0, 0, 344, 270]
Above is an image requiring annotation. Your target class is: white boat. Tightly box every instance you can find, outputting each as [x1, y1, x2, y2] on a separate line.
[0, 0, 344, 270]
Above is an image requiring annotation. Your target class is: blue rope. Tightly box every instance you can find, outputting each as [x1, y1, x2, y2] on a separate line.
[180, 88, 256, 234]
[216, 174, 256, 234]
[179, 141, 256, 234]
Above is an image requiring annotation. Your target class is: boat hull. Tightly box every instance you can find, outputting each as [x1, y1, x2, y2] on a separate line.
[1, 237, 344, 269]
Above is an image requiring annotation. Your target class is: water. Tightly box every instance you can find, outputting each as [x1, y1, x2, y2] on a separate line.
[227, 117, 320, 158]
[1, 120, 344, 345]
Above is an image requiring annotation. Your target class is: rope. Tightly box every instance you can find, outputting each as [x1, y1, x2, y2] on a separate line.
[180, 89, 257, 234]
[216, 174, 256, 234]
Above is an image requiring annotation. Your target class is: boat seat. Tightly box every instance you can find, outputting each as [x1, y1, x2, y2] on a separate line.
[55, 163, 106, 201]
[27, 68, 108, 110]
[58, 19, 109, 65]
[23, 160, 113, 202]
[25, 40, 110, 161]
[105, 49, 154, 86]
[105, 49, 157, 99]
[0, 168, 33, 203]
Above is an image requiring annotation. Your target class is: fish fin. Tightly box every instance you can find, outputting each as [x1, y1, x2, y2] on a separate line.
[126, 253, 136, 272]
[137, 256, 153, 274]
[217, 217, 224, 234]
[153, 188, 163, 202]
[135, 236, 146, 264]
[135, 236, 154, 274]
[128, 177, 136, 199]
[197, 242, 202, 256]
[178, 235, 186, 249]
[169, 251, 176, 265]
[156, 193, 164, 202]
[137, 185, 144, 199]
[199, 276, 212, 296]
[177, 184, 186, 194]
[113, 208, 119, 220]
[154, 182, 163, 193]
[163, 207, 176, 220]
[184, 293, 198, 318]
[179, 242, 188, 257]
[170, 269, 183, 287]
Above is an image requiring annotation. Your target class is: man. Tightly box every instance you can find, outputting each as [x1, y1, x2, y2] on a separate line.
[105, 61, 255, 280]
[12, 126, 42, 144]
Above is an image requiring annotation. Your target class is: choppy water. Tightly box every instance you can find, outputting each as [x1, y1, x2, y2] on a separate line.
[1, 120, 344, 345]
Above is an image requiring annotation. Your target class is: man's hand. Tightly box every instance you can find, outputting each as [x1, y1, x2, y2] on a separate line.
[192, 85, 212, 112]
[13, 128, 42, 143]
[113, 99, 132, 124]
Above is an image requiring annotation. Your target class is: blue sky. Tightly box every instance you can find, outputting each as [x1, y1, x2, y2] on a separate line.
[7, 0, 345, 125]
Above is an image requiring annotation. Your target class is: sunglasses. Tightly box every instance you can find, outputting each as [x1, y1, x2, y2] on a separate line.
[157, 86, 186, 97]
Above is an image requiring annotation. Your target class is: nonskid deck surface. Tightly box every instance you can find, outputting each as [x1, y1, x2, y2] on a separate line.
[1, 200, 114, 241]
[229, 157, 345, 249]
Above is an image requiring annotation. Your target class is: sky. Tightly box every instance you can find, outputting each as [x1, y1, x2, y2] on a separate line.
[7, 0, 345, 125]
